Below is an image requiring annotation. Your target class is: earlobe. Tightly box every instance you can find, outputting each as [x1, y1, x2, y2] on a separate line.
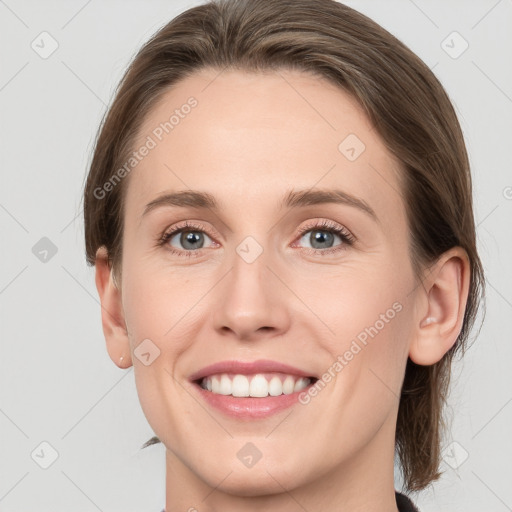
[95, 247, 132, 369]
[409, 247, 470, 366]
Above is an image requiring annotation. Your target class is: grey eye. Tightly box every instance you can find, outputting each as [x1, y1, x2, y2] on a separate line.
[299, 230, 341, 250]
[169, 230, 213, 251]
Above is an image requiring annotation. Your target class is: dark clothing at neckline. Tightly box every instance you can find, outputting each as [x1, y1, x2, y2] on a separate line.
[396, 490, 420, 511]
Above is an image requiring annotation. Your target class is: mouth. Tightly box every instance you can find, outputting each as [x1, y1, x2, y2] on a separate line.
[188, 359, 319, 418]
[193, 372, 319, 397]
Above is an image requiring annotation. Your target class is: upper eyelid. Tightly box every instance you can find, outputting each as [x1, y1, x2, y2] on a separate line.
[162, 220, 215, 239]
[297, 219, 353, 236]
[162, 219, 349, 235]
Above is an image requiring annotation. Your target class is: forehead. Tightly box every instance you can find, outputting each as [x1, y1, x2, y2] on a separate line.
[125, 68, 404, 227]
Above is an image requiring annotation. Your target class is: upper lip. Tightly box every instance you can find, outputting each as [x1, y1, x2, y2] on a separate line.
[189, 359, 318, 382]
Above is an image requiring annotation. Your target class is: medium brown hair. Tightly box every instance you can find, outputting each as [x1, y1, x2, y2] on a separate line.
[83, 0, 485, 493]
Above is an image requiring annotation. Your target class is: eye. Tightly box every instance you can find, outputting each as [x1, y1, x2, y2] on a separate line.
[157, 219, 355, 258]
[293, 219, 355, 255]
[158, 220, 217, 258]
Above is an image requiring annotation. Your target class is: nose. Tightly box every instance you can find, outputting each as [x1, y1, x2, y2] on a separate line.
[212, 247, 291, 342]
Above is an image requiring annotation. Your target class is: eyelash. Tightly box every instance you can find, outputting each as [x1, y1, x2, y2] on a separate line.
[156, 219, 356, 258]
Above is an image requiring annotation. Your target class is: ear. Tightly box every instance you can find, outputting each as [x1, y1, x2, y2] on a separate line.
[94, 246, 132, 369]
[409, 247, 470, 366]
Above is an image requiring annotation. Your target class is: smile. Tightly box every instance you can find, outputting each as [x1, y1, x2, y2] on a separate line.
[189, 359, 319, 419]
[199, 372, 314, 397]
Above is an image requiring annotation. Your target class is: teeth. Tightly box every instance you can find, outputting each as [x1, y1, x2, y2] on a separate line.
[268, 376, 282, 396]
[219, 374, 231, 395]
[232, 375, 249, 397]
[202, 373, 312, 397]
[250, 374, 268, 397]
[283, 375, 295, 394]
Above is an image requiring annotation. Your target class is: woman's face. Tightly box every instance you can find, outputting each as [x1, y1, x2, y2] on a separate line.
[114, 69, 421, 494]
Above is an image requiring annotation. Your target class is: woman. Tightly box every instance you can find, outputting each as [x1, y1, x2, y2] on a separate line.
[83, 0, 484, 510]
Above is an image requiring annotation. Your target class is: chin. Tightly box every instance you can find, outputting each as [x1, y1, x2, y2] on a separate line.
[204, 468, 301, 497]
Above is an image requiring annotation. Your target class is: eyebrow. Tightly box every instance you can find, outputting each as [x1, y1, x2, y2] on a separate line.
[141, 188, 378, 222]
[282, 188, 377, 221]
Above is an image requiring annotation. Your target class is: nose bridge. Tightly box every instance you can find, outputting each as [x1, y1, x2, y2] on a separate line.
[213, 236, 289, 339]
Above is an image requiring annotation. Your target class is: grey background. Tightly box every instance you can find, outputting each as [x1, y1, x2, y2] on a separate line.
[0, 0, 511, 511]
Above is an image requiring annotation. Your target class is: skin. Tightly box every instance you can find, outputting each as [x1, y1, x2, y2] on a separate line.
[95, 68, 470, 512]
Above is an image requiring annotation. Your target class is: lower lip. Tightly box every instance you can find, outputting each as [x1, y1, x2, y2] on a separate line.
[192, 382, 314, 419]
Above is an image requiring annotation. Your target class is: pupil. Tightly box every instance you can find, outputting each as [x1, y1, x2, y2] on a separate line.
[311, 231, 333, 249]
[182, 231, 203, 250]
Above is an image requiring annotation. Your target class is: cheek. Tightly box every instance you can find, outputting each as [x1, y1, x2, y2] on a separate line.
[120, 262, 200, 439]
[122, 253, 188, 339]
[314, 265, 413, 393]
[121, 256, 209, 379]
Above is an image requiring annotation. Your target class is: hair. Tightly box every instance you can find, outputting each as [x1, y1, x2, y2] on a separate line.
[83, 0, 485, 494]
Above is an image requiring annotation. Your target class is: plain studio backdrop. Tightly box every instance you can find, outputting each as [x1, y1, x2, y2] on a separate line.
[0, 1, 511, 511]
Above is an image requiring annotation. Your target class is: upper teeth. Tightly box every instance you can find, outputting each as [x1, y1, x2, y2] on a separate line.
[200, 373, 312, 397]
